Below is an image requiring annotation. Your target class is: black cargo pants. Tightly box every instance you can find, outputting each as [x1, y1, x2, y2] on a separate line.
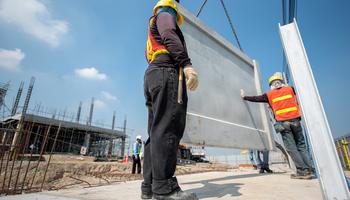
[142, 67, 187, 195]
[132, 155, 141, 174]
[280, 119, 314, 174]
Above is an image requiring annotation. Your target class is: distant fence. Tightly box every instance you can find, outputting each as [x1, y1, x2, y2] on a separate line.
[206, 151, 286, 166]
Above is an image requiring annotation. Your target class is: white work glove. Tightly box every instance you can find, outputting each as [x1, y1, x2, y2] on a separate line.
[183, 65, 198, 91]
[240, 89, 245, 98]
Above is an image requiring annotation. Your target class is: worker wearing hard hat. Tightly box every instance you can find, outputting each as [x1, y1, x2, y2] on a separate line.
[142, 0, 198, 199]
[241, 72, 315, 180]
[132, 135, 143, 174]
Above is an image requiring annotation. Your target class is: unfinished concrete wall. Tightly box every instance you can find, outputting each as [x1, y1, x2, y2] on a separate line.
[178, 4, 274, 150]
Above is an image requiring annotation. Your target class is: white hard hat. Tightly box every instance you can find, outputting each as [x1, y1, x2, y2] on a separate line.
[136, 135, 142, 140]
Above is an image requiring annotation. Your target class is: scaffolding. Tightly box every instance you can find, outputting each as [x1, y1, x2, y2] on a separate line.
[0, 79, 129, 195]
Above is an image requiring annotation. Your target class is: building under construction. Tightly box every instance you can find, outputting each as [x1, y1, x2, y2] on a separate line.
[0, 79, 128, 195]
[0, 78, 127, 158]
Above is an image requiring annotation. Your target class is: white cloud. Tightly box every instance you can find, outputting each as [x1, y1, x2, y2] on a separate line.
[94, 99, 106, 109]
[101, 91, 117, 101]
[75, 67, 107, 80]
[0, 0, 68, 47]
[0, 48, 25, 70]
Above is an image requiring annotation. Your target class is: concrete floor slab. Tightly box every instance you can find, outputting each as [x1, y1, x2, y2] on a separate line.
[1, 170, 323, 200]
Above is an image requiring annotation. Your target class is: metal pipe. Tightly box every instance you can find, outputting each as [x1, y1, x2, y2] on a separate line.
[112, 111, 116, 130]
[76, 101, 82, 123]
[88, 98, 94, 126]
[341, 139, 350, 169]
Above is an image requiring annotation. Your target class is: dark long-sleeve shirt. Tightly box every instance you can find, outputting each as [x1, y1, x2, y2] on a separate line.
[149, 12, 192, 68]
[243, 93, 269, 103]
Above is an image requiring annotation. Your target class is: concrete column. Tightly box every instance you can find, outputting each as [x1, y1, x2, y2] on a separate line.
[83, 133, 91, 155]
[108, 139, 114, 156]
[11, 122, 23, 151]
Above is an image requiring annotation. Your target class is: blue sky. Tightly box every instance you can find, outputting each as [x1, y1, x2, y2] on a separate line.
[0, 0, 349, 155]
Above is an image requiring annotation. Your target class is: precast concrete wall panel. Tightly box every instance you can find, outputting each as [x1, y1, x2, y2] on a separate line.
[178, 4, 274, 150]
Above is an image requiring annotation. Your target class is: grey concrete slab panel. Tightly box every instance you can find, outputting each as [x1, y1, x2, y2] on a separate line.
[177, 4, 274, 150]
[279, 20, 350, 200]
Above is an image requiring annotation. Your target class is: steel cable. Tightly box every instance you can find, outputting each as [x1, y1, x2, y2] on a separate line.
[219, 0, 244, 52]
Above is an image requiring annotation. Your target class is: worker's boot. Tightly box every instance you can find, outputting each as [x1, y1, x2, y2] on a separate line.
[152, 189, 198, 200]
[141, 182, 153, 199]
[141, 193, 153, 199]
[264, 167, 273, 173]
[307, 169, 317, 179]
[290, 173, 312, 180]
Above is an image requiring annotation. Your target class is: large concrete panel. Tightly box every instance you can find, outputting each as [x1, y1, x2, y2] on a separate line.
[178, 4, 274, 150]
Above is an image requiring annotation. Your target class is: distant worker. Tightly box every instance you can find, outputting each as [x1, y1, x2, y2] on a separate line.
[132, 135, 142, 174]
[257, 150, 273, 173]
[249, 150, 273, 173]
[142, 0, 198, 199]
[249, 150, 258, 169]
[241, 72, 315, 179]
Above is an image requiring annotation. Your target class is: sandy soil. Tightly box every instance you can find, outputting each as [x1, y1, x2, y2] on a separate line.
[0, 154, 234, 194]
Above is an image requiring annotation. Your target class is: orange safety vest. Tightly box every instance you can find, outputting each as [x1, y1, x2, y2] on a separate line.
[146, 16, 169, 64]
[266, 86, 301, 122]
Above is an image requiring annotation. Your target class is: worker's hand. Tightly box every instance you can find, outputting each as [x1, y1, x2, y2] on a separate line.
[183, 65, 198, 91]
[240, 89, 245, 98]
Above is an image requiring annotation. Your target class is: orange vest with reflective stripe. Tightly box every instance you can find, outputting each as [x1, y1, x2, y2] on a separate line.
[146, 16, 169, 64]
[266, 86, 301, 122]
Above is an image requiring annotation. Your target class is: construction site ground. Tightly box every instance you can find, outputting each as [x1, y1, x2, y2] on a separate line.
[0, 155, 323, 200]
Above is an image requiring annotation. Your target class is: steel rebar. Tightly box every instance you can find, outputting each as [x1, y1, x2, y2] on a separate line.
[20, 125, 42, 193]
[40, 124, 61, 191]
[29, 125, 51, 190]
[6, 122, 30, 194]
[13, 122, 35, 194]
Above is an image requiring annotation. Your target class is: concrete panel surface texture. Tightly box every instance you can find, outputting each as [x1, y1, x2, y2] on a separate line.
[178, 4, 274, 150]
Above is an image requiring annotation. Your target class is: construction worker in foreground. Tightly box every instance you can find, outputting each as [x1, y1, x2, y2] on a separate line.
[132, 135, 142, 174]
[241, 72, 315, 179]
[142, 0, 198, 199]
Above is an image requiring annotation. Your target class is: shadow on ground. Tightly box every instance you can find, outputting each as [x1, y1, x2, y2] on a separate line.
[186, 181, 243, 198]
[183, 172, 287, 198]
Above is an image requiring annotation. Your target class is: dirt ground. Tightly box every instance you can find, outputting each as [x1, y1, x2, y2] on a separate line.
[0, 154, 234, 194]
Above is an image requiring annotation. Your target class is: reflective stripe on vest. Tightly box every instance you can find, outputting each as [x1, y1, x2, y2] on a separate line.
[132, 143, 141, 155]
[146, 16, 169, 64]
[272, 94, 292, 103]
[266, 86, 301, 122]
[275, 106, 298, 115]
